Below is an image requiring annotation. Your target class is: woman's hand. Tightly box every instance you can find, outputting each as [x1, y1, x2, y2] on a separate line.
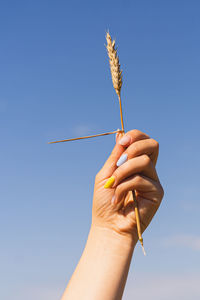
[92, 129, 164, 245]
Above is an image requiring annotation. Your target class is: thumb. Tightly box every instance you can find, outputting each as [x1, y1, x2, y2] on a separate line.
[99, 131, 125, 179]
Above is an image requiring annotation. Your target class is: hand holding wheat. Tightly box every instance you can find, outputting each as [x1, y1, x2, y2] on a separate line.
[92, 129, 164, 246]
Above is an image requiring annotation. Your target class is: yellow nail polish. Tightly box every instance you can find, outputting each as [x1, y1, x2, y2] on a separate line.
[104, 176, 115, 188]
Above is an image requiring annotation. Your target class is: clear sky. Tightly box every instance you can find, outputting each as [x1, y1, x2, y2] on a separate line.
[0, 1, 200, 299]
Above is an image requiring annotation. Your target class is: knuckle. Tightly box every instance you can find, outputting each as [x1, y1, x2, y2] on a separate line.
[156, 184, 164, 205]
[126, 129, 148, 141]
[132, 129, 142, 135]
[151, 139, 159, 151]
[132, 143, 139, 155]
[142, 154, 151, 167]
[130, 129, 143, 139]
[115, 184, 125, 197]
[134, 175, 143, 185]
[160, 184, 164, 199]
[133, 129, 149, 138]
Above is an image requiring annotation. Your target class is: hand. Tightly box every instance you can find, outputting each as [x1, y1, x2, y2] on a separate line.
[92, 129, 164, 244]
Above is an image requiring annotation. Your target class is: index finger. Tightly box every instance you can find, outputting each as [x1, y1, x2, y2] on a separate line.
[117, 129, 150, 147]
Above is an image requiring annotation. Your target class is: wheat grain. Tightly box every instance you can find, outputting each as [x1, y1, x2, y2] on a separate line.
[106, 32, 122, 96]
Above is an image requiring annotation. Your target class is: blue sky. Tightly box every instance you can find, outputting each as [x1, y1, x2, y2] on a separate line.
[0, 1, 200, 299]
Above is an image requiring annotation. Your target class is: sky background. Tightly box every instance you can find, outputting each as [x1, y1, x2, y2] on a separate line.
[0, 0, 200, 299]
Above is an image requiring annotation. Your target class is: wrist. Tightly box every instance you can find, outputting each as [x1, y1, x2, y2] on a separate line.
[89, 225, 136, 255]
[65, 225, 136, 300]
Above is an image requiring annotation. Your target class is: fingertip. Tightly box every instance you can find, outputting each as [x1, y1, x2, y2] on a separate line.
[117, 134, 125, 145]
[104, 176, 115, 188]
[119, 134, 131, 146]
[115, 129, 122, 143]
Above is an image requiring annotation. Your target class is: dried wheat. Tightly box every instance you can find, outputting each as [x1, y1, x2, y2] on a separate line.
[106, 32, 122, 96]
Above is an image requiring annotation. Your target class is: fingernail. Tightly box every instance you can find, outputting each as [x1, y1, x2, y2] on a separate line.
[104, 176, 115, 188]
[119, 135, 131, 146]
[116, 153, 128, 167]
[111, 194, 116, 205]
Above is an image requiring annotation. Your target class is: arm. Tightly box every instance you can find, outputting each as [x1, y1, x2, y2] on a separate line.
[62, 130, 164, 300]
[63, 226, 135, 300]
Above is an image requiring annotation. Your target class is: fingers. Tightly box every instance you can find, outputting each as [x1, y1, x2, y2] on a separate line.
[98, 129, 150, 180]
[117, 138, 159, 166]
[111, 154, 158, 188]
[117, 129, 150, 147]
[113, 174, 164, 205]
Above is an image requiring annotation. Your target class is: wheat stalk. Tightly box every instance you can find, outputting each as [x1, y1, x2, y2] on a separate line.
[48, 129, 122, 144]
[106, 32, 146, 256]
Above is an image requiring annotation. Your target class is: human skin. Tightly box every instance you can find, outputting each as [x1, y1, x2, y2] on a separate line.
[61, 129, 164, 300]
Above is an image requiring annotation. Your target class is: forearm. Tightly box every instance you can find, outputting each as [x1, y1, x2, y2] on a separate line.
[62, 226, 136, 300]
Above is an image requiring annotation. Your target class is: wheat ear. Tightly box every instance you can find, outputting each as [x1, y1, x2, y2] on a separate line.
[106, 32, 146, 256]
[106, 32, 124, 132]
[106, 32, 122, 96]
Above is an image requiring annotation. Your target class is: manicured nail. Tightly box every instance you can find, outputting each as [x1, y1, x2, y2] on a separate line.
[119, 135, 131, 146]
[116, 153, 128, 167]
[111, 194, 116, 205]
[104, 176, 115, 188]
